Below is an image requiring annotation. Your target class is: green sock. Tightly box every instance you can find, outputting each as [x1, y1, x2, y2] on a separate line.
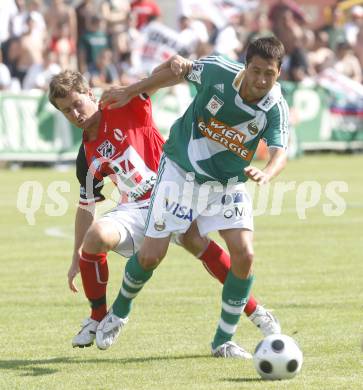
[212, 271, 254, 350]
[112, 254, 153, 318]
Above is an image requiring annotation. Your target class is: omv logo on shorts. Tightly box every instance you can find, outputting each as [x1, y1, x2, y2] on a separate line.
[221, 192, 244, 205]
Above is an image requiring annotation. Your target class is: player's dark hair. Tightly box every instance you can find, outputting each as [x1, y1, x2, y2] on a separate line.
[49, 70, 89, 109]
[245, 37, 285, 69]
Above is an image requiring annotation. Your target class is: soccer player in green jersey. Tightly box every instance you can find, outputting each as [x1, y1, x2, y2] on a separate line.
[96, 37, 288, 358]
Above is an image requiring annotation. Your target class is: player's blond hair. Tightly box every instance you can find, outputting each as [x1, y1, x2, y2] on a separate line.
[49, 70, 89, 109]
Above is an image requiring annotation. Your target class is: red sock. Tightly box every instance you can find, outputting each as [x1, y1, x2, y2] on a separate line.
[199, 240, 258, 316]
[199, 240, 229, 283]
[243, 294, 258, 316]
[79, 250, 108, 321]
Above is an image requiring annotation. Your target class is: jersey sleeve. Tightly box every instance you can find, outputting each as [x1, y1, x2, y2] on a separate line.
[135, 93, 153, 126]
[76, 145, 105, 205]
[108, 93, 152, 127]
[185, 55, 242, 92]
[262, 97, 290, 150]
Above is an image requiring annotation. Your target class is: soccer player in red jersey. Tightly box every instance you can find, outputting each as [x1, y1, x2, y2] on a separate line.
[48, 70, 280, 349]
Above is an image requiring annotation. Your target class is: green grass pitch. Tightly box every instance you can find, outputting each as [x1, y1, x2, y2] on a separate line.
[0, 154, 362, 389]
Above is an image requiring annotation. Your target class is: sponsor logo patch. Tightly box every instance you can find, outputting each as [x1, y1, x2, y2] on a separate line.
[221, 192, 244, 205]
[222, 192, 248, 219]
[259, 94, 275, 111]
[187, 63, 204, 84]
[128, 176, 156, 201]
[165, 199, 193, 222]
[197, 118, 253, 161]
[223, 206, 248, 219]
[206, 95, 224, 115]
[113, 128, 127, 143]
[96, 140, 116, 158]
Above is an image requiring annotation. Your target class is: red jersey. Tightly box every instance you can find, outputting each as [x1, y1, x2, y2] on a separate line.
[76, 94, 164, 206]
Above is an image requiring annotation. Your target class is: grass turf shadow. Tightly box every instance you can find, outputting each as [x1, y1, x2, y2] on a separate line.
[0, 354, 211, 377]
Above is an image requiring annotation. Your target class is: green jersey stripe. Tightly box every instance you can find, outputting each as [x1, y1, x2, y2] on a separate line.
[280, 102, 286, 148]
[203, 61, 238, 74]
[282, 99, 290, 148]
[202, 55, 243, 71]
[278, 100, 289, 149]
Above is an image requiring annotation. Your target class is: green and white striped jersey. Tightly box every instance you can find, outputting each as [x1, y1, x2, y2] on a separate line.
[163, 55, 289, 184]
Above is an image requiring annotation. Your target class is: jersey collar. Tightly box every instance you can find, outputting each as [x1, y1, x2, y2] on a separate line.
[232, 69, 245, 92]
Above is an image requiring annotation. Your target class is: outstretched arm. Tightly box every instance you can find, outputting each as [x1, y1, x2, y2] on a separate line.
[146, 55, 193, 96]
[68, 205, 95, 292]
[100, 55, 192, 109]
[244, 147, 287, 185]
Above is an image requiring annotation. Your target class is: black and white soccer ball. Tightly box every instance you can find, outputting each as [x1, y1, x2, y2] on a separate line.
[253, 334, 303, 380]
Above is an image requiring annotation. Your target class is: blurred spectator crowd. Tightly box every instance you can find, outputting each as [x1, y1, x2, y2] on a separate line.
[0, 0, 363, 92]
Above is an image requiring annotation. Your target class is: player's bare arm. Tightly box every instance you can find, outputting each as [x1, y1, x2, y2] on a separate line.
[152, 55, 192, 78]
[146, 55, 192, 96]
[244, 147, 287, 185]
[100, 55, 192, 109]
[68, 205, 95, 292]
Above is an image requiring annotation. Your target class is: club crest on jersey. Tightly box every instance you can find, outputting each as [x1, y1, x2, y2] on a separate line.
[206, 95, 224, 115]
[247, 121, 259, 135]
[113, 128, 127, 143]
[96, 140, 115, 158]
[187, 63, 204, 84]
[154, 220, 166, 231]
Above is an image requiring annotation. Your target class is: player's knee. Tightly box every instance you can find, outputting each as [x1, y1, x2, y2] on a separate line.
[230, 248, 254, 268]
[137, 252, 161, 270]
[229, 248, 254, 279]
[179, 221, 208, 256]
[83, 222, 114, 253]
[242, 250, 254, 268]
[179, 231, 209, 256]
[138, 246, 167, 270]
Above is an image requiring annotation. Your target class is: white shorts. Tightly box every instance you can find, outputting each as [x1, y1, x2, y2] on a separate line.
[98, 201, 181, 258]
[99, 204, 149, 258]
[145, 155, 254, 238]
